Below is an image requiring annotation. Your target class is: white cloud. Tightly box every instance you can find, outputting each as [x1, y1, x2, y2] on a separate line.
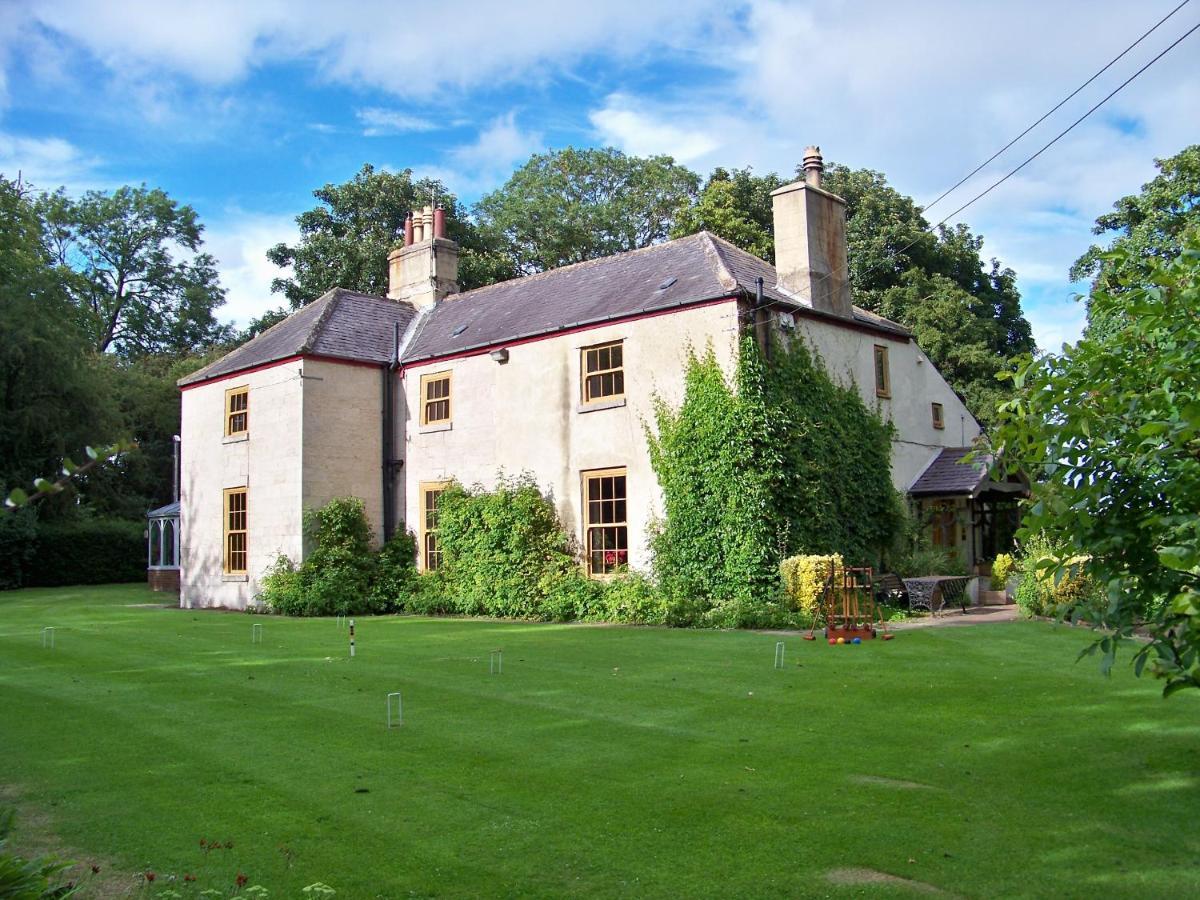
[7, 0, 734, 99]
[589, 94, 725, 164]
[425, 112, 545, 197]
[204, 211, 299, 328]
[0, 131, 101, 188]
[356, 107, 438, 136]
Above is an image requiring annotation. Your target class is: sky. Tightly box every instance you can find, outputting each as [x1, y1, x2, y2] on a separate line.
[1, 0, 1197, 349]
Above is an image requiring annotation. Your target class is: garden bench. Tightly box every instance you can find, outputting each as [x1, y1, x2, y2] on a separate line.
[874, 572, 909, 607]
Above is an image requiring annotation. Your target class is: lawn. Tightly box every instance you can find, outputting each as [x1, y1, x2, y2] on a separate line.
[1, 585, 1198, 899]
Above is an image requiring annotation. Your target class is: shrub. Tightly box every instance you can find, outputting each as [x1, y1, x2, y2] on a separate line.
[779, 554, 843, 612]
[370, 530, 418, 610]
[258, 555, 304, 615]
[28, 518, 144, 587]
[592, 573, 666, 625]
[541, 571, 602, 622]
[891, 544, 966, 578]
[260, 498, 379, 616]
[1013, 532, 1056, 617]
[436, 474, 578, 618]
[990, 553, 1017, 590]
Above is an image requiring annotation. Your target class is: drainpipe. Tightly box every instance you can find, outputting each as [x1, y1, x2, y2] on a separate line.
[754, 276, 770, 360]
[382, 323, 401, 542]
[172, 434, 181, 503]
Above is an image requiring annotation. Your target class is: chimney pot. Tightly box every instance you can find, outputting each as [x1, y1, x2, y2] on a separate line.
[433, 207, 446, 240]
[802, 145, 824, 188]
[404, 213, 414, 247]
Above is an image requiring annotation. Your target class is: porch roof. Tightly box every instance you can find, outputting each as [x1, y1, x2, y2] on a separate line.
[908, 447, 1026, 498]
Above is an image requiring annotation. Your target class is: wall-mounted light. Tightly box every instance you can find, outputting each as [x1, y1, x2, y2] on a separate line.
[489, 348, 509, 363]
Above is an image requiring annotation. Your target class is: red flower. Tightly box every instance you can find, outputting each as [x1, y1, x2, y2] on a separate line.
[145, 872, 156, 882]
[184, 874, 196, 882]
[235, 872, 248, 888]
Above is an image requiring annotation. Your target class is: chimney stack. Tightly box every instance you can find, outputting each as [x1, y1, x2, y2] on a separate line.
[769, 145, 852, 318]
[388, 204, 459, 309]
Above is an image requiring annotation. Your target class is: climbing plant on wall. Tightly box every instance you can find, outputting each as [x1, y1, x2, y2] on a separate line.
[647, 334, 899, 624]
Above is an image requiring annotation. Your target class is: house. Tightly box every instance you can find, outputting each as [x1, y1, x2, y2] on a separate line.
[177, 147, 988, 610]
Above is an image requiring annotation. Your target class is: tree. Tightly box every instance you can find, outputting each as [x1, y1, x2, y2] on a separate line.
[1070, 144, 1200, 338]
[267, 164, 512, 306]
[991, 228, 1200, 696]
[475, 147, 700, 275]
[671, 161, 1034, 426]
[0, 176, 122, 506]
[671, 167, 782, 263]
[38, 185, 231, 356]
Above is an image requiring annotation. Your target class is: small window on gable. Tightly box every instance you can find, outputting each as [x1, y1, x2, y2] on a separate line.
[421, 371, 452, 426]
[225, 386, 248, 436]
[932, 402, 945, 430]
[873, 345, 890, 398]
[582, 340, 625, 405]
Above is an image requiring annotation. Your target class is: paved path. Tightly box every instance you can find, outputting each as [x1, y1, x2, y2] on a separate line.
[887, 604, 1019, 631]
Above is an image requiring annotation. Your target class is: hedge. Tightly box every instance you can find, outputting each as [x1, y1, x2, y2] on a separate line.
[25, 519, 145, 587]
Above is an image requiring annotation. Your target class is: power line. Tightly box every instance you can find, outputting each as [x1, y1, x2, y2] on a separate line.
[921, 0, 1193, 216]
[936, 17, 1199, 226]
[737, 13, 1200, 333]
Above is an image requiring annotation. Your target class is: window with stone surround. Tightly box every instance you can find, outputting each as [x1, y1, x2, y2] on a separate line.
[581, 340, 625, 405]
[932, 402, 945, 429]
[420, 482, 450, 571]
[225, 386, 249, 436]
[873, 345, 890, 398]
[421, 372, 452, 425]
[223, 488, 248, 574]
[583, 468, 628, 576]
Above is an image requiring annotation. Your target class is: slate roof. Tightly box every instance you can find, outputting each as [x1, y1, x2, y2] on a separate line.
[179, 232, 909, 386]
[402, 231, 909, 363]
[147, 501, 180, 518]
[909, 447, 991, 496]
[179, 289, 416, 387]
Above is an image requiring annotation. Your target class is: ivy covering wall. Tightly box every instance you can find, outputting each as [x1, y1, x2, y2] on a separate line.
[647, 334, 899, 624]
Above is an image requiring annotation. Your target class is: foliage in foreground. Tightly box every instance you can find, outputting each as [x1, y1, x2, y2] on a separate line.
[0, 808, 78, 898]
[992, 229, 1200, 695]
[1070, 143, 1199, 339]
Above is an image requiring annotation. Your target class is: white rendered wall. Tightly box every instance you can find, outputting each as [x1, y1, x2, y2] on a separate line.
[179, 360, 306, 609]
[401, 300, 741, 572]
[795, 316, 981, 490]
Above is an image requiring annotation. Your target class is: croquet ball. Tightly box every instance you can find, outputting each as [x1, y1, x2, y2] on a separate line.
[836, 637, 845, 645]
[827, 638, 837, 646]
[852, 637, 862, 645]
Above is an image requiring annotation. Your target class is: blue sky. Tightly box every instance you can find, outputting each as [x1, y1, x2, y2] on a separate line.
[2, 0, 1198, 348]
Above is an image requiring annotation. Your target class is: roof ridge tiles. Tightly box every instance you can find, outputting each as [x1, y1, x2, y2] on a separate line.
[300, 288, 345, 353]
